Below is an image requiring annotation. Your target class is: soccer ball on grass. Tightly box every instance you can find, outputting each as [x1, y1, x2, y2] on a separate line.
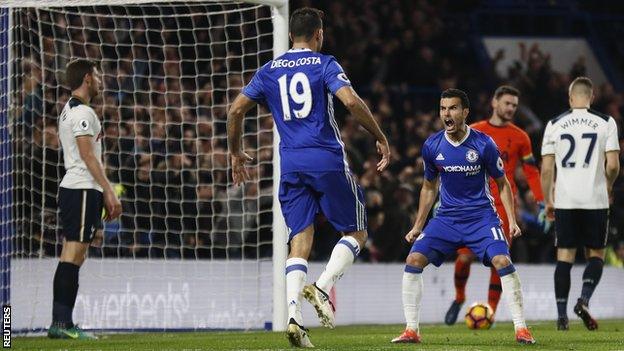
[465, 302, 493, 330]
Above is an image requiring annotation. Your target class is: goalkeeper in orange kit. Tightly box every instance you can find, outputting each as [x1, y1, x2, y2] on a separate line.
[444, 86, 547, 324]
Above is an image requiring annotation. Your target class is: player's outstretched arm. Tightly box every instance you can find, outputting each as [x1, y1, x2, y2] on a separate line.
[76, 136, 121, 221]
[494, 175, 521, 238]
[227, 94, 257, 185]
[405, 177, 440, 243]
[521, 152, 552, 232]
[521, 156, 542, 194]
[518, 132, 551, 231]
[519, 137, 544, 202]
[334, 86, 390, 172]
[540, 154, 556, 219]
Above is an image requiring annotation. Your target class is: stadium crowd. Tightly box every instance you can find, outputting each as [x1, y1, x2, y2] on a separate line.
[13, 1, 624, 265]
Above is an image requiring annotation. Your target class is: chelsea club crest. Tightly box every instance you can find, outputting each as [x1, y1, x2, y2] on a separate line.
[465, 149, 479, 163]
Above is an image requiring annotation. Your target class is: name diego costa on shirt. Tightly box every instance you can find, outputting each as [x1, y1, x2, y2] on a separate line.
[270, 57, 322, 69]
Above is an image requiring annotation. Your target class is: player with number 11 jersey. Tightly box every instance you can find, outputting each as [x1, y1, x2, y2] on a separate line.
[392, 89, 535, 345]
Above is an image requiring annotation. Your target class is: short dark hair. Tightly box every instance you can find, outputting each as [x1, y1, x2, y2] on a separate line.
[494, 85, 520, 100]
[441, 88, 470, 109]
[569, 76, 593, 96]
[65, 59, 97, 91]
[289, 7, 324, 40]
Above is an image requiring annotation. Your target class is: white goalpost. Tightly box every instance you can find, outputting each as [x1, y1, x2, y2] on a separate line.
[0, 0, 288, 332]
[267, 1, 289, 333]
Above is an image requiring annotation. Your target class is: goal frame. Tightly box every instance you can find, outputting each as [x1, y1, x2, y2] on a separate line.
[0, 0, 289, 332]
[0, 6, 12, 310]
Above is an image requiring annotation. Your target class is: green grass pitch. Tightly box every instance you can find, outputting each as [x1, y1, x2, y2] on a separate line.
[13, 320, 624, 350]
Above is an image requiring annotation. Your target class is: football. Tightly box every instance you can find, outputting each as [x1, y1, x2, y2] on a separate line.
[465, 302, 494, 330]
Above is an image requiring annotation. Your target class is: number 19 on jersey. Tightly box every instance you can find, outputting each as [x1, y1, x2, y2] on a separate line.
[278, 72, 312, 120]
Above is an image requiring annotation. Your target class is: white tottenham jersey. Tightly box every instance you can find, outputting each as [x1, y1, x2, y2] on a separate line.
[58, 97, 103, 192]
[541, 108, 620, 209]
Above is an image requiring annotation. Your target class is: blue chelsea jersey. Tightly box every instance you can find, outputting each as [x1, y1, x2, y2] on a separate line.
[423, 127, 506, 218]
[242, 48, 352, 174]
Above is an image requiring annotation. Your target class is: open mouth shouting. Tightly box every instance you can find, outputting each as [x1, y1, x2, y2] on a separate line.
[444, 117, 456, 132]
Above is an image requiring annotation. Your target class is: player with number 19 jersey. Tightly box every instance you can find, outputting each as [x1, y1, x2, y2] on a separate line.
[242, 48, 366, 238]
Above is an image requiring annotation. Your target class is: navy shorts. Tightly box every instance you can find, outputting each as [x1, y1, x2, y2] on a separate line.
[58, 187, 103, 243]
[555, 209, 609, 249]
[279, 171, 366, 241]
[410, 213, 510, 266]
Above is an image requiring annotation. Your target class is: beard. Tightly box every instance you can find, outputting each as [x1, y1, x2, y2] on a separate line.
[497, 108, 513, 121]
[90, 84, 100, 98]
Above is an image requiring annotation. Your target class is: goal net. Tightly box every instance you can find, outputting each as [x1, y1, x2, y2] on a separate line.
[2, 0, 288, 332]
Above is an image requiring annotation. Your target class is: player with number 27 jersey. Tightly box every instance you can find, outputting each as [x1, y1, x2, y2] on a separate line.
[541, 108, 619, 208]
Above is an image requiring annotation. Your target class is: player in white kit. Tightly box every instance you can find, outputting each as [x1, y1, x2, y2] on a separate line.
[541, 76, 620, 331]
[48, 59, 122, 339]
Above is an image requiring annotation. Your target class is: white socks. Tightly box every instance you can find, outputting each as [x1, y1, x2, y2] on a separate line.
[498, 265, 527, 330]
[287, 236, 360, 325]
[316, 236, 360, 293]
[402, 265, 423, 331]
[286, 257, 308, 324]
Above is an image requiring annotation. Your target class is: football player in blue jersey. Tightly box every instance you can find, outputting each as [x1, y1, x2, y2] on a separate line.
[227, 7, 390, 347]
[391, 89, 535, 345]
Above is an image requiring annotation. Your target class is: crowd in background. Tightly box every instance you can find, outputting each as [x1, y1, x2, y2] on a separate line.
[15, 3, 275, 260]
[13, 1, 624, 266]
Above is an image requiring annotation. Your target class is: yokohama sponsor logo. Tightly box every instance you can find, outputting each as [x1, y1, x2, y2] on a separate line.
[442, 164, 481, 173]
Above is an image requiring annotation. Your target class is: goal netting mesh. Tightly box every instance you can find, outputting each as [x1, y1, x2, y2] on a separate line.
[5, 1, 279, 331]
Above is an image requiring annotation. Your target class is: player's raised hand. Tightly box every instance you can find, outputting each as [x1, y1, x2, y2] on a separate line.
[509, 222, 522, 238]
[376, 140, 391, 172]
[405, 227, 422, 244]
[231, 151, 253, 185]
[103, 188, 122, 221]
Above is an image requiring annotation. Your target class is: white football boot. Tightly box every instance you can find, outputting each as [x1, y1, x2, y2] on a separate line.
[286, 318, 314, 348]
[302, 283, 335, 329]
